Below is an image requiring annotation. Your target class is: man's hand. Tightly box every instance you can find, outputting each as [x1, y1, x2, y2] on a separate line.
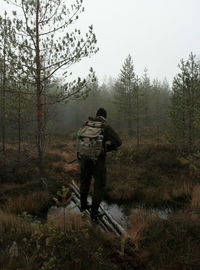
[105, 140, 112, 145]
[105, 144, 118, 152]
[77, 152, 81, 161]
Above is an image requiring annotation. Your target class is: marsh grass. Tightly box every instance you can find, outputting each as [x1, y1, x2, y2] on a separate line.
[139, 212, 200, 270]
[4, 191, 50, 216]
[191, 184, 200, 208]
[0, 210, 122, 270]
[1, 138, 200, 269]
[50, 212, 88, 232]
[0, 210, 32, 234]
[127, 210, 158, 249]
[106, 143, 194, 207]
[46, 146, 79, 174]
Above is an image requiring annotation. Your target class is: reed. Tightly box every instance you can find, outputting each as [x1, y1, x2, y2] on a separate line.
[0, 210, 32, 234]
[191, 184, 200, 208]
[4, 191, 50, 216]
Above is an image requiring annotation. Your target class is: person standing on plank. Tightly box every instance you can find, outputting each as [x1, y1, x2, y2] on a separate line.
[77, 108, 122, 221]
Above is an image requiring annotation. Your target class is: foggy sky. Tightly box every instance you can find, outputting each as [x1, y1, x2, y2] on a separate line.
[2, 0, 200, 86]
[73, 0, 200, 85]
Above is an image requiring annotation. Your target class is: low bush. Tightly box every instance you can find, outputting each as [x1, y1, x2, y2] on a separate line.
[140, 212, 200, 269]
[4, 191, 51, 216]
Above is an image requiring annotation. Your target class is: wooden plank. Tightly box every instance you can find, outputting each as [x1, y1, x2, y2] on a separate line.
[70, 180, 126, 236]
[70, 182, 117, 233]
[71, 193, 109, 233]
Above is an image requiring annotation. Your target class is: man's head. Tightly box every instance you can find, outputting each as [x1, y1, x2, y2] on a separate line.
[96, 108, 107, 119]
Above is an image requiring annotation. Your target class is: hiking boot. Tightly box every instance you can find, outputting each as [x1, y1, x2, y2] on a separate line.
[80, 203, 91, 212]
[91, 210, 104, 221]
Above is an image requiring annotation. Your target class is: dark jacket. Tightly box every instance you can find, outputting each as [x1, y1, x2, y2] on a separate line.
[86, 116, 122, 158]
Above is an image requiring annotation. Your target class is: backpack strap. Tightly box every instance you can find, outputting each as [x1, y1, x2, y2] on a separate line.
[86, 120, 102, 128]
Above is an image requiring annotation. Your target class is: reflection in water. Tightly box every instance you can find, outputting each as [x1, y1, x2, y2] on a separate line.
[48, 199, 171, 228]
[101, 201, 171, 228]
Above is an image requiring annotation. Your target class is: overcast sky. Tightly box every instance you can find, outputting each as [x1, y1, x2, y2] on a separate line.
[2, 0, 200, 86]
[72, 0, 200, 85]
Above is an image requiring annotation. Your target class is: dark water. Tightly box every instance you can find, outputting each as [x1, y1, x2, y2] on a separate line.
[48, 198, 171, 228]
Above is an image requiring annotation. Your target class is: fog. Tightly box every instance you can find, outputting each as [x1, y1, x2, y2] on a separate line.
[70, 0, 200, 85]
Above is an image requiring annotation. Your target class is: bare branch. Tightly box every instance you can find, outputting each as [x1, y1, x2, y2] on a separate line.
[39, 3, 81, 36]
[39, 0, 62, 25]
[21, 0, 36, 48]
[4, 0, 21, 8]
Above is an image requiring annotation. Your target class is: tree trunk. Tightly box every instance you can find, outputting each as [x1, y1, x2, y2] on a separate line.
[36, 0, 45, 176]
[2, 58, 6, 154]
[2, 15, 6, 153]
[136, 87, 140, 146]
[17, 85, 21, 159]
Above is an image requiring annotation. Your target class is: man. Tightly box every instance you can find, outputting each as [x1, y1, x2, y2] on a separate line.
[79, 108, 122, 220]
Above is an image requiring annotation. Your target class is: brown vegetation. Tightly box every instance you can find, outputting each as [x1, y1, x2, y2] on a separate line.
[1, 138, 200, 269]
[106, 143, 195, 207]
[4, 191, 50, 216]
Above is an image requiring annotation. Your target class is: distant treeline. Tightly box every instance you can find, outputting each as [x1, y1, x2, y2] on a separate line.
[52, 53, 200, 151]
[0, 0, 200, 162]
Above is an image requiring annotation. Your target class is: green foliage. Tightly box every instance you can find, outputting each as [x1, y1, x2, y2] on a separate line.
[113, 55, 140, 133]
[169, 52, 200, 150]
[180, 151, 200, 180]
[53, 185, 72, 206]
[0, 211, 120, 270]
[4, 0, 98, 100]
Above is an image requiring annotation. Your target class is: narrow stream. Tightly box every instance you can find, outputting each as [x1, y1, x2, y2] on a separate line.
[48, 198, 172, 228]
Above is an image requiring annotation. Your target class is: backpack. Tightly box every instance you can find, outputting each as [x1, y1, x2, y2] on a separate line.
[77, 120, 104, 161]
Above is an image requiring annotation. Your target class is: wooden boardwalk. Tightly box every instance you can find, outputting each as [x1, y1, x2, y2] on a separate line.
[70, 180, 127, 237]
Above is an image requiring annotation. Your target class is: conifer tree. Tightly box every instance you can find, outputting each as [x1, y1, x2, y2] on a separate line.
[141, 68, 151, 128]
[4, 0, 98, 175]
[170, 53, 200, 150]
[114, 55, 138, 134]
[0, 13, 17, 153]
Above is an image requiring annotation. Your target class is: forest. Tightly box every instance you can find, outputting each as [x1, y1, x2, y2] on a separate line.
[1, 0, 200, 270]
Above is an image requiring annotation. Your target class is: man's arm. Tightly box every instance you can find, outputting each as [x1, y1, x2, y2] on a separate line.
[104, 125, 122, 152]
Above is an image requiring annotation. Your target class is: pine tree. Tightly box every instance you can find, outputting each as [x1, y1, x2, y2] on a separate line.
[170, 53, 200, 150]
[141, 68, 151, 129]
[0, 13, 17, 153]
[4, 0, 98, 175]
[114, 55, 139, 135]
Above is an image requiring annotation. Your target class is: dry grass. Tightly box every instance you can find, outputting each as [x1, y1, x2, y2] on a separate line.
[64, 163, 79, 173]
[46, 143, 79, 174]
[4, 191, 50, 215]
[0, 183, 19, 191]
[49, 212, 87, 232]
[139, 211, 200, 269]
[127, 210, 158, 248]
[169, 179, 193, 198]
[61, 152, 76, 162]
[106, 141, 196, 206]
[0, 210, 32, 234]
[191, 184, 200, 208]
[108, 180, 136, 201]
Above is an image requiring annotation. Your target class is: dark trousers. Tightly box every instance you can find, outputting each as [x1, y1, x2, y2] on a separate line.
[80, 158, 107, 214]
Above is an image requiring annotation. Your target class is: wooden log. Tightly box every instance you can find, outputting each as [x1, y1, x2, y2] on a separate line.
[71, 180, 125, 235]
[71, 192, 109, 233]
[70, 180, 126, 236]
[101, 215, 121, 236]
[71, 184, 114, 233]
[99, 204, 126, 236]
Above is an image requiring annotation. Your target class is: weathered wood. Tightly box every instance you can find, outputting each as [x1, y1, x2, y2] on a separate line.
[70, 180, 126, 237]
[71, 192, 109, 233]
[70, 182, 116, 233]
[100, 204, 126, 236]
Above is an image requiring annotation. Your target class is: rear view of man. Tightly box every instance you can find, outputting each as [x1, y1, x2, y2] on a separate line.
[77, 108, 122, 221]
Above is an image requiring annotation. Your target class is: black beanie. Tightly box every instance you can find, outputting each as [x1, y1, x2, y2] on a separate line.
[96, 108, 107, 119]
